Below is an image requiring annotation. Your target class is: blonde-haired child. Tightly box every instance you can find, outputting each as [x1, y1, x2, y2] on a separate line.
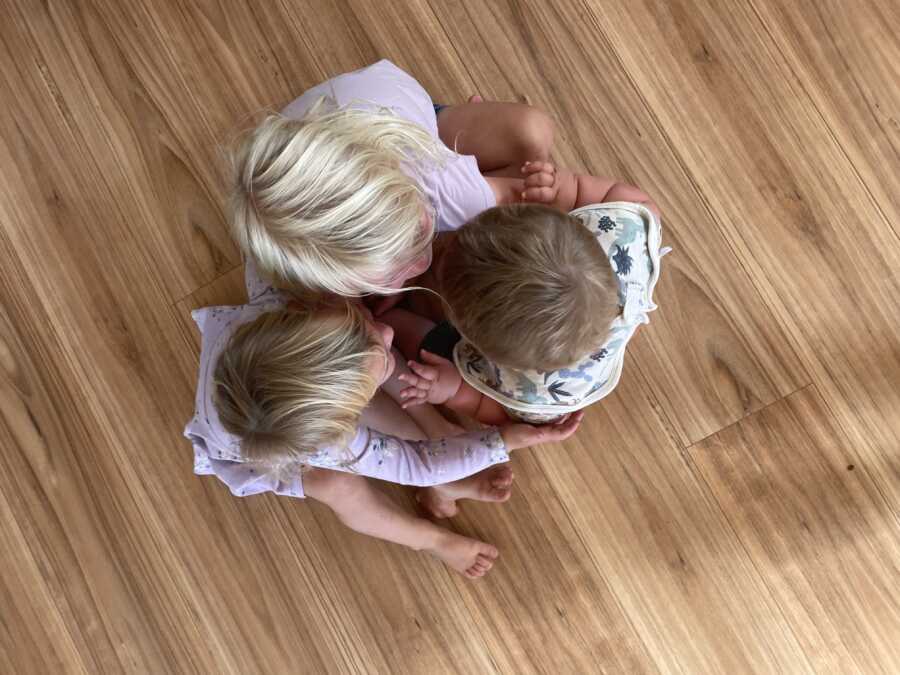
[184, 269, 582, 578]
[383, 164, 665, 424]
[229, 59, 556, 303]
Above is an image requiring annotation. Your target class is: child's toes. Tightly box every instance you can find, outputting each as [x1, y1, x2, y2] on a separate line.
[491, 466, 514, 488]
[467, 564, 486, 578]
[489, 486, 512, 502]
[525, 171, 555, 188]
[474, 555, 495, 572]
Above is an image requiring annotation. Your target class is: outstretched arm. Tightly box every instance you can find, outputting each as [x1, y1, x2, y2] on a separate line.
[308, 413, 582, 487]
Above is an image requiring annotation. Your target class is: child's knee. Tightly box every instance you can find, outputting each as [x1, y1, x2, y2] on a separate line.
[515, 106, 555, 160]
[303, 468, 366, 507]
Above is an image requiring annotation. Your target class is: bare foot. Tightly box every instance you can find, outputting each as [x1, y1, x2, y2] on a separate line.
[467, 94, 484, 103]
[417, 464, 514, 518]
[428, 530, 499, 578]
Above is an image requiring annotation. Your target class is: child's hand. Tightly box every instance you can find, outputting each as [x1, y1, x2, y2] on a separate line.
[500, 411, 584, 450]
[520, 161, 561, 204]
[398, 350, 463, 408]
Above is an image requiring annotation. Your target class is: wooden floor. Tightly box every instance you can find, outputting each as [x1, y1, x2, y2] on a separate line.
[1, 0, 898, 672]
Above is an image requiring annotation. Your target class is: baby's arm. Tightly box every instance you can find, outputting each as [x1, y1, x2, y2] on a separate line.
[521, 162, 661, 217]
[378, 308, 511, 426]
[399, 350, 511, 426]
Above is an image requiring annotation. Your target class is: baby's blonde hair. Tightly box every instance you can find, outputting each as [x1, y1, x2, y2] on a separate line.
[230, 98, 450, 297]
[213, 301, 382, 463]
[439, 204, 619, 371]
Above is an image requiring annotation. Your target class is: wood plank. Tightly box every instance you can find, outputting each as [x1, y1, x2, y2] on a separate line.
[0, 245, 187, 671]
[535, 370, 814, 673]
[690, 387, 900, 672]
[582, 0, 900, 514]
[0, 427, 89, 674]
[1, 0, 242, 302]
[749, 0, 900, 226]
[426, 0, 809, 446]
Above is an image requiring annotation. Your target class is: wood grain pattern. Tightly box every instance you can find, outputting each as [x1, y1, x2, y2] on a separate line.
[1, 0, 898, 672]
[749, 0, 900, 224]
[583, 0, 900, 514]
[535, 370, 815, 674]
[690, 387, 900, 672]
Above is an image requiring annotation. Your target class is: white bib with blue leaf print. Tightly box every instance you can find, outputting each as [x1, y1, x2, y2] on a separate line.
[453, 202, 666, 423]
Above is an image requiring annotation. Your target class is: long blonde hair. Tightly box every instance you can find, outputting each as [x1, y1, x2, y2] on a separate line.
[230, 97, 449, 297]
[213, 301, 382, 463]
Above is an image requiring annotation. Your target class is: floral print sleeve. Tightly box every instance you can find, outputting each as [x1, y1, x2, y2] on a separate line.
[305, 426, 509, 486]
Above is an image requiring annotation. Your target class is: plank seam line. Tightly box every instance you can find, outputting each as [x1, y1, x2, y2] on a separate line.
[685, 377, 898, 671]
[684, 382, 814, 450]
[680, 392, 833, 675]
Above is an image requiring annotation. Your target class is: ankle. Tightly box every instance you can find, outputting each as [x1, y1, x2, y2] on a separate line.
[416, 523, 448, 553]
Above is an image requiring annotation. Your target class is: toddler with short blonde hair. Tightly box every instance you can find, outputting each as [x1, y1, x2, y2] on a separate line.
[385, 194, 665, 424]
[439, 204, 619, 372]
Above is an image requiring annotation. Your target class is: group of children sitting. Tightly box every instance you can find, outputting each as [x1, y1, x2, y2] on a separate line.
[185, 60, 664, 578]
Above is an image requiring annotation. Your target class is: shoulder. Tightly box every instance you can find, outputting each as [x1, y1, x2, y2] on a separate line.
[427, 155, 496, 232]
[186, 298, 284, 460]
[282, 60, 437, 135]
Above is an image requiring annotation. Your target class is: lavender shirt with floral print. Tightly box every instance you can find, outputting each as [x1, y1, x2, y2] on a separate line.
[183, 267, 509, 499]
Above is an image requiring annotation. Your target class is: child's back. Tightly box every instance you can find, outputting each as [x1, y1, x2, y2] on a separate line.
[230, 60, 496, 297]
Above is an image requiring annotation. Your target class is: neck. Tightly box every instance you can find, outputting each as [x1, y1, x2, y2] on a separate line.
[430, 232, 458, 289]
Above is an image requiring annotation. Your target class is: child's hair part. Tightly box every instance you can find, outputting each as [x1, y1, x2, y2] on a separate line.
[213, 301, 382, 463]
[230, 97, 449, 297]
[440, 204, 619, 371]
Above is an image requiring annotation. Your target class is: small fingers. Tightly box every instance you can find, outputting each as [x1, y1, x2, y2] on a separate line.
[397, 372, 417, 385]
[399, 387, 428, 408]
[551, 411, 584, 439]
[532, 411, 584, 442]
[419, 349, 453, 367]
[522, 186, 556, 203]
[401, 398, 426, 409]
[524, 171, 555, 189]
[521, 160, 556, 175]
[407, 360, 438, 381]
[399, 380, 431, 397]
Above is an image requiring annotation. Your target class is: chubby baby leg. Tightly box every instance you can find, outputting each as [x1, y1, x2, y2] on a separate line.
[303, 468, 499, 578]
